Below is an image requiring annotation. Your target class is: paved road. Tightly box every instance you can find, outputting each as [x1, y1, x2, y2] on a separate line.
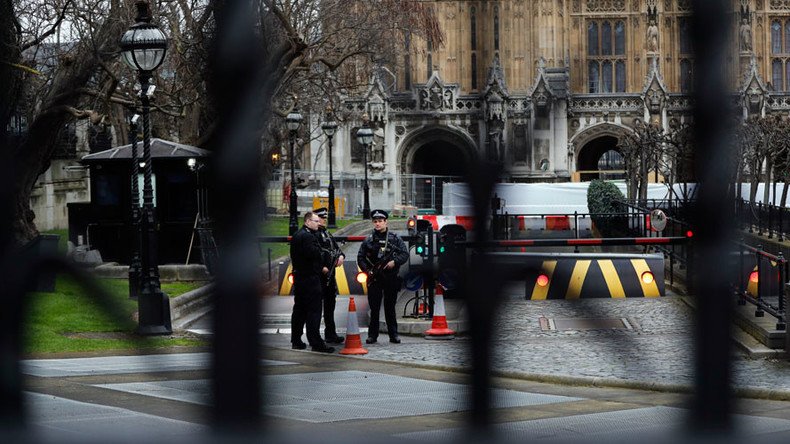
[19, 347, 790, 442]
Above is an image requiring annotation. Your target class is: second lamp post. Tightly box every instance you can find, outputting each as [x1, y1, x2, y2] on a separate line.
[120, 0, 171, 335]
[356, 115, 373, 220]
[286, 108, 303, 236]
[321, 109, 338, 228]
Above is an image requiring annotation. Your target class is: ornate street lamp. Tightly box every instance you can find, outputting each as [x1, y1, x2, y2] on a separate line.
[120, 0, 171, 335]
[128, 113, 142, 300]
[356, 114, 374, 220]
[286, 107, 303, 235]
[321, 107, 338, 228]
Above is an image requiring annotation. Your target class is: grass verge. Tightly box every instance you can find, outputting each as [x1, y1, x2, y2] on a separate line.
[260, 217, 360, 260]
[25, 276, 206, 355]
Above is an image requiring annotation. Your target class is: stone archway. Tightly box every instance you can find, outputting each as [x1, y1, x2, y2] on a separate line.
[397, 125, 478, 210]
[569, 122, 631, 181]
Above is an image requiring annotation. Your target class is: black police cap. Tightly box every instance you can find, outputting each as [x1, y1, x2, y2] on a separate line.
[313, 207, 328, 218]
[371, 209, 388, 220]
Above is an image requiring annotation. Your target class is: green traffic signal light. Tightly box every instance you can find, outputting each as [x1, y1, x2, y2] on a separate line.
[439, 246, 445, 253]
[416, 246, 424, 254]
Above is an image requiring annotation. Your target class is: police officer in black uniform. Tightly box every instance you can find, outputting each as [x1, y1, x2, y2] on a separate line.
[290, 212, 334, 353]
[313, 207, 345, 344]
[357, 209, 409, 344]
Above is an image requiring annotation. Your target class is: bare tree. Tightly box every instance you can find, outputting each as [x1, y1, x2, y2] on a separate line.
[1, 0, 440, 244]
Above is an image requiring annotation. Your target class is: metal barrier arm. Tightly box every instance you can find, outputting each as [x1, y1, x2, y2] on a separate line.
[469, 236, 689, 248]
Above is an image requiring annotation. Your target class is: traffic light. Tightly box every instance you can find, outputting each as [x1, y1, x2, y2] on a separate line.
[415, 231, 428, 257]
[437, 224, 467, 299]
[415, 219, 433, 259]
[407, 216, 417, 235]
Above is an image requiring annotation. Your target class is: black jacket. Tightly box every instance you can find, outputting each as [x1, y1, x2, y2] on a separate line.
[290, 225, 323, 278]
[315, 227, 345, 269]
[357, 229, 409, 276]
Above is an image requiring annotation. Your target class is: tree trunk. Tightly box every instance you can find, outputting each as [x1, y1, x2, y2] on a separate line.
[763, 159, 772, 206]
[781, 182, 789, 208]
[8, 1, 126, 245]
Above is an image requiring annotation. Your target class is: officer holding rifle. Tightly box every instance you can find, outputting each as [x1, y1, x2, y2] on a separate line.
[313, 207, 345, 344]
[357, 210, 408, 344]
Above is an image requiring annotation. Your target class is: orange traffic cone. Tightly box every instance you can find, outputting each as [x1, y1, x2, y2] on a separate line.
[340, 297, 368, 355]
[424, 284, 455, 339]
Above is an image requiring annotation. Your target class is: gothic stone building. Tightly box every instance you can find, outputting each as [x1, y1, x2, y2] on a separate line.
[308, 0, 781, 211]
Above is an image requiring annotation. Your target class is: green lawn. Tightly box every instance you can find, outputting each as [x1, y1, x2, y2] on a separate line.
[260, 217, 360, 260]
[24, 276, 206, 354]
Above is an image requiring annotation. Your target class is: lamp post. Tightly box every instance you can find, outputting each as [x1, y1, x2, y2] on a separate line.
[356, 114, 374, 219]
[128, 113, 142, 299]
[286, 108, 303, 235]
[120, 0, 171, 335]
[321, 108, 338, 228]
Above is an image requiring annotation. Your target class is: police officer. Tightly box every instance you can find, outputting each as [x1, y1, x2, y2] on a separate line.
[290, 212, 334, 353]
[313, 207, 345, 344]
[357, 209, 409, 344]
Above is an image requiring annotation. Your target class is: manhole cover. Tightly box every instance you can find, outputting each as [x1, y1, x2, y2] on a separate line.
[539, 317, 634, 331]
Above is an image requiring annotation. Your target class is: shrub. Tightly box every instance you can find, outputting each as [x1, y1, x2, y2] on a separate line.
[587, 180, 626, 237]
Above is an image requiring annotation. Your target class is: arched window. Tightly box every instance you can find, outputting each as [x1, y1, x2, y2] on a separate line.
[494, 6, 500, 51]
[773, 59, 783, 90]
[588, 61, 600, 93]
[471, 7, 477, 50]
[404, 33, 411, 90]
[785, 21, 790, 54]
[680, 59, 693, 93]
[772, 20, 782, 54]
[471, 53, 478, 90]
[614, 21, 625, 55]
[587, 19, 626, 94]
[601, 21, 612, 56]
[588, 22, 598, 56]
[427, 37, 433, 80]
[602, 61, 613, 92]
[615, 60, 626, 92]
[679, 18, 692, 54]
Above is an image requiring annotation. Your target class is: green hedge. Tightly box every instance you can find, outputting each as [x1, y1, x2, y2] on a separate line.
[587, 180, 627, 237]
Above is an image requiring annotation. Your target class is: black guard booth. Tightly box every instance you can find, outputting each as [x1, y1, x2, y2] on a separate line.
[68, 139, 211, 265]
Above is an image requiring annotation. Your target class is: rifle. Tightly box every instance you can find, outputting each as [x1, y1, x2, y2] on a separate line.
[323, 231, 343, 289]
[365, 242, 405, 283]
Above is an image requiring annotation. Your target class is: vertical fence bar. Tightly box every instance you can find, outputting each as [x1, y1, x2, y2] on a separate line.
[689, 0, 734, 433]
[207, 0, 264, 431]
[755, 246, 764, 317]
[777, 253, 786, 330]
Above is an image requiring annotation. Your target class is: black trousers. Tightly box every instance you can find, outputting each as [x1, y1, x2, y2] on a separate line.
[321, 277, 339, 338]
[291, 274, 324, 347]
[367, 276, 399, 339]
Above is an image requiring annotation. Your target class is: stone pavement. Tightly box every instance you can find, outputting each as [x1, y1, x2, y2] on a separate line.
[190, 283, 790, 398]
[18, 348, 790, 442]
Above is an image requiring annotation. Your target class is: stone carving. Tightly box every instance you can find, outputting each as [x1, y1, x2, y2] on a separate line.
[740, 5, 753, 52]
[586, 0, 626, 12]
[573, 0, 581, 13]
[771, 1, 790, 10]
[646, 4, 659, 52]
[646, 84, 664, 114]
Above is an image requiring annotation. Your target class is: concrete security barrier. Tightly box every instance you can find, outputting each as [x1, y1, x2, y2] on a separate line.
[477, 252, 665, 299]
[278, 260, 366, 296]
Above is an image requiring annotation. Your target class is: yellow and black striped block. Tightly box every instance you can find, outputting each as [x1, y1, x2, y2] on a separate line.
[278, 260, 367, 296]
[526, 254, 665, 299]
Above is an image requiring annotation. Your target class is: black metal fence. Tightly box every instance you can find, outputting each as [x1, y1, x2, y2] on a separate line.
[3, 0, 787, 441]
[736, 198, 790, 242]
[733, 242, 787, 331]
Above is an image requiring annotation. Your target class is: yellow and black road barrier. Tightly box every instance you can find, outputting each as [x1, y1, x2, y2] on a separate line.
[524, 253, 665, 299]
[277, 260, 367, 296]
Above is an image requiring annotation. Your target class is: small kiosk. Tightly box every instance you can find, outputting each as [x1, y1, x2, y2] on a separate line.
[68, 139, 211, 265]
